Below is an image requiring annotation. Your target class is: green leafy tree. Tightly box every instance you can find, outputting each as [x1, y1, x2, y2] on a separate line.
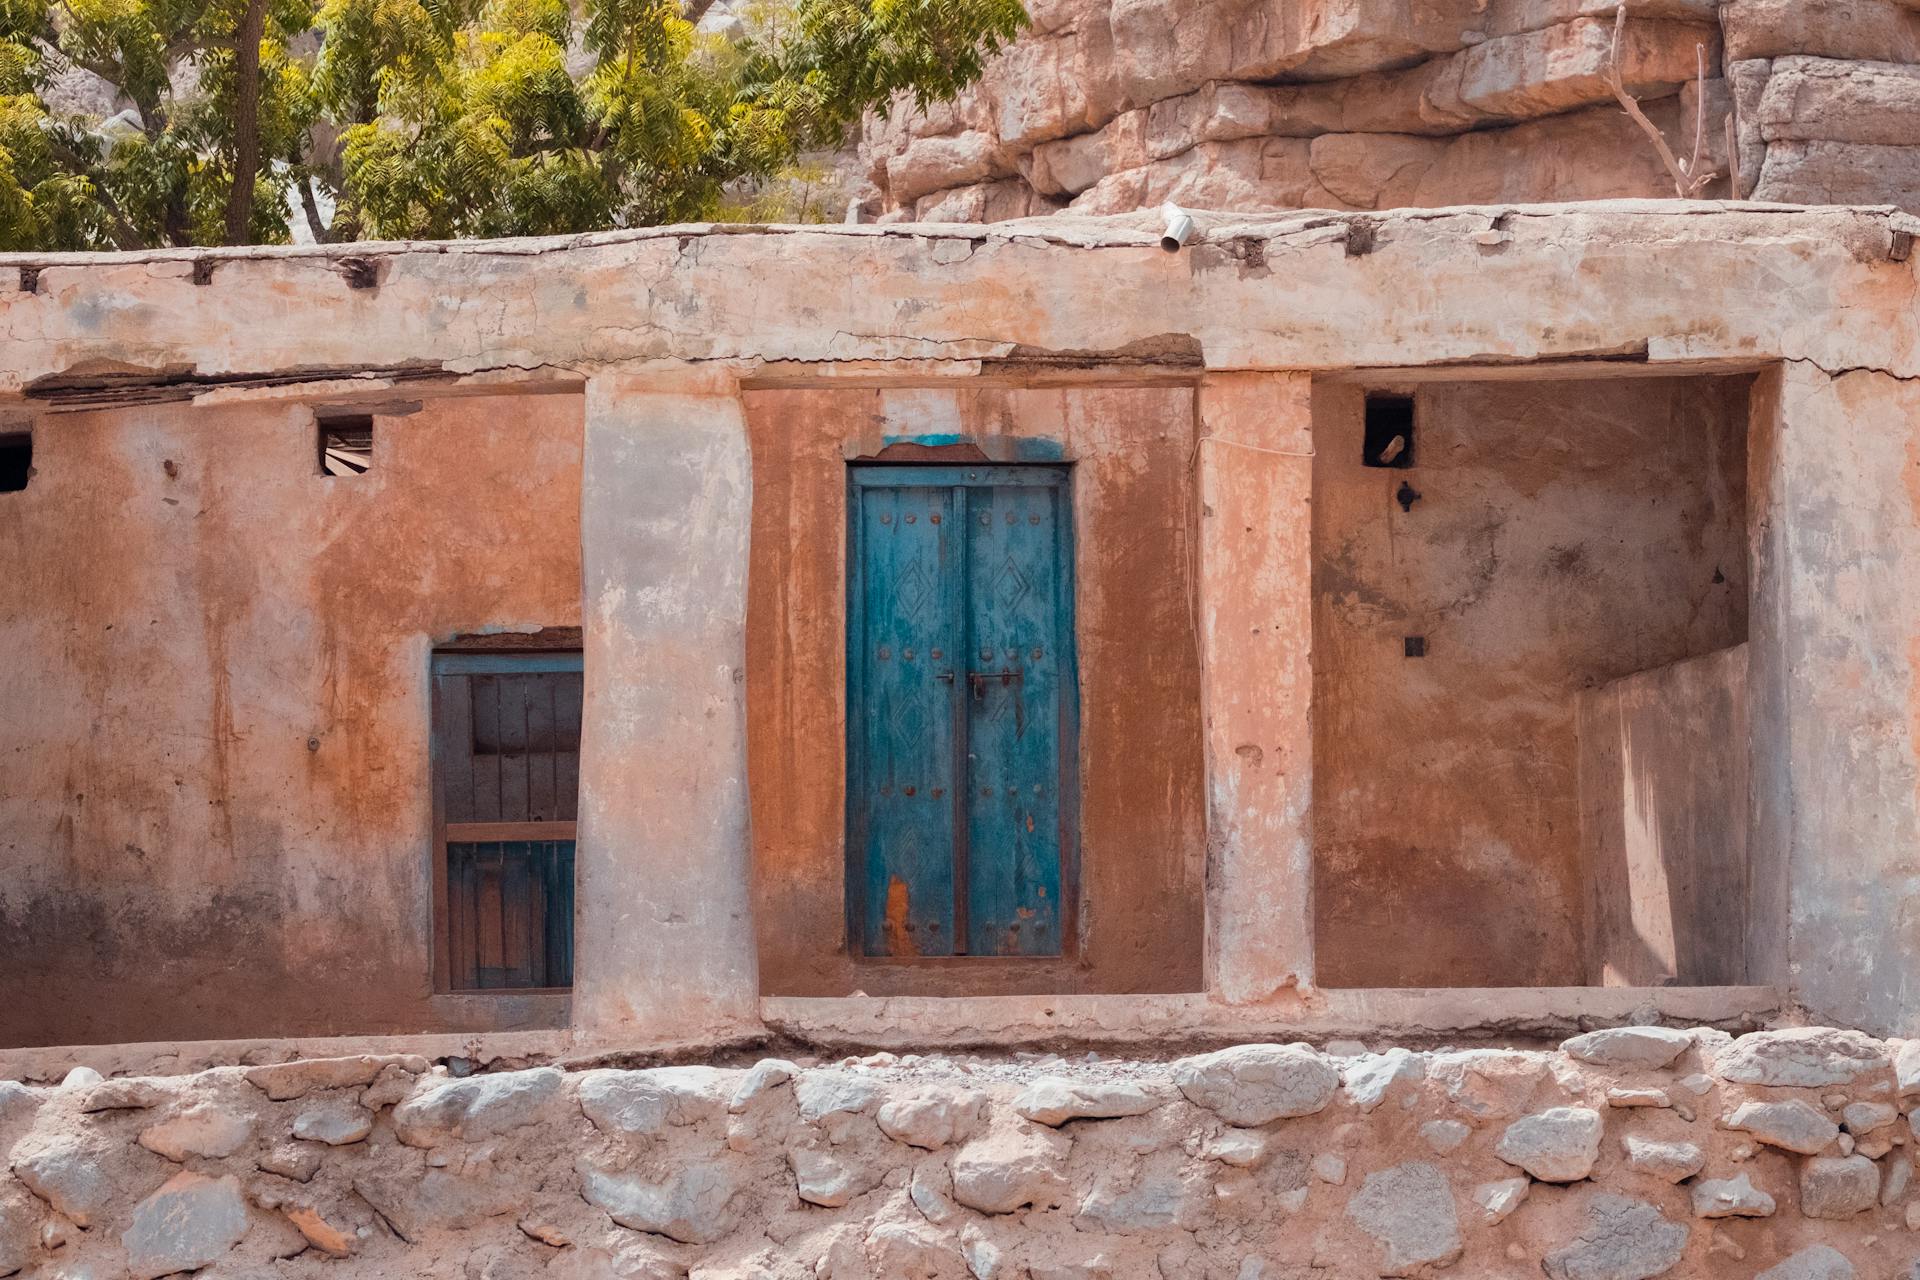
[0, 0, 1022, 249]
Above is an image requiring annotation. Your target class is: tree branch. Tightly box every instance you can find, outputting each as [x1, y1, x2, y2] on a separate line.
[1607, 4, 1715, 199]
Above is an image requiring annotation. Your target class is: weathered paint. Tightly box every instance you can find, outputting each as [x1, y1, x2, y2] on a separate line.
[0, 392, 583, 1047]
[847, 465, 1075, 958]
[573, 373, 759, 1046]
[744, 385, 1205, 996]
[1196, 372, 1316, 1005]
[1311, 377, 1749, 988]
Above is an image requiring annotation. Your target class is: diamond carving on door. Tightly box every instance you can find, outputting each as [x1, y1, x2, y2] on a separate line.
[848, 465, 1077, 958]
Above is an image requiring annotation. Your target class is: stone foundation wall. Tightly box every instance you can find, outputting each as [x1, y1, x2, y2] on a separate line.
[854, 0, 1920, 220]
[3, 1026, 1918, 1277]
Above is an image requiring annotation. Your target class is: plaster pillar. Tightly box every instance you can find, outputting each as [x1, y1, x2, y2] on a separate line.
[572, 371, 760, 1045]
[1753, 360, 1920, 1037]
[1196, 371, 1316, 1004]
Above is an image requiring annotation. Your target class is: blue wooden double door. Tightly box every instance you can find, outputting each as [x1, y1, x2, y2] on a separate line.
[849, 465, 1077, 958]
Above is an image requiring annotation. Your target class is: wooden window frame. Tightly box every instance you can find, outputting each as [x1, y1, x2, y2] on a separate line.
[430, 636, 582, 994]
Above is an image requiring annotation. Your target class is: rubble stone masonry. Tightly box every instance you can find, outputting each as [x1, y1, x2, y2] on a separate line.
[3, 1027, 1920, 1277]
[854, 0, 1920, 220]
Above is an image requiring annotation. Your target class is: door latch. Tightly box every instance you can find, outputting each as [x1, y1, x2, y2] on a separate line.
[969, 670, 1024, 701]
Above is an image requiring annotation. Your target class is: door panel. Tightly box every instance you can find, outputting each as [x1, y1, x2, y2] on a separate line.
[963, 481, 1067, 955]
[853, 482, 964, 956]
[850, 465, 1075, 958]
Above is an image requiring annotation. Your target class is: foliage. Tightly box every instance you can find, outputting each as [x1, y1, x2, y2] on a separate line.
[0, 0, 1022, 248]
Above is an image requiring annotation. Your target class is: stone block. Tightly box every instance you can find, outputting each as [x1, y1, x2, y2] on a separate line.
[1346, 1162, 1463, 1277]
[121, 1173, 248, 1280]
[1757, 1246, 1857, 1280]
[1495, 1106, 1604, 1182]
[1012, 1077, 1162, 1126]
[1691, 1172, 1776, 1218]
[578, 1160, 743, 1244]
[1342, 1048, 1426, 1113]
[1721, 0, 1920, 63]
[1451, 17, 1717, 121]
[1757, 57, 1920, 145]
[887, 132, 1013, 206]
[244, 1055, 428, 1101]
[1542, 1194, 1689, 1280]
[1561, 1026, 1695, 1070]
[391, 1067, 563, 1148]
[577, 1066, 729, 1136]
[1308, 133, 1448, 209]
[1753, 139, 1920, 206]
[136, 1104, 252, 1162]
[949, 1122, 1071, 1214]
[1171, 1044, 1339, 1125]
[1800, 1155, 1880, 1219]
[1726, 1099, 1841, 1154]
[1622, 1135, 1704, 1183]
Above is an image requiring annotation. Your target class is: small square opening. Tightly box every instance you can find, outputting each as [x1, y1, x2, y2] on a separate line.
[0, 432, 31, 493]
[1362, 394, 1415, 469]
[318, 414, 373, 477]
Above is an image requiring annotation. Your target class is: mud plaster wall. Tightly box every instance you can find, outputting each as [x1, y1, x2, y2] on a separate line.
[743, 385, 1206, 996]
[1311, 376, 1751, 990]
[0, 392, 584, 1048]
[1579, 644, 1752, 989]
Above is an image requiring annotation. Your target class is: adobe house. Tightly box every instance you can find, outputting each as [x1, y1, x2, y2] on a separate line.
[2, 203, 1920, 1276]
[1, 202, 1918, 1053]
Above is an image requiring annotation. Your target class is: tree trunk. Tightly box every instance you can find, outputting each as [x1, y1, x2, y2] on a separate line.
[222, 0, 270, 245]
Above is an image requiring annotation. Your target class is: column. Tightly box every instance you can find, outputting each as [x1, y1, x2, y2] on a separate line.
[1196, 371, 1316, 1004]
[572, 370, 760, 1045]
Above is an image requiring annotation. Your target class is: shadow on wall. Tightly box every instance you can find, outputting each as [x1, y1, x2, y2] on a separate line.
[1579, 643, 1751, 987]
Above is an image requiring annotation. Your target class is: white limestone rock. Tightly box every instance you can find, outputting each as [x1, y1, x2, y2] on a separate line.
[1622, 1135, 1704, 1184]
[1561, 1027, 1694, 1071]
[727, 1058, 798, 1113]
[794, 1071, 885, 1123]
[1312, 1153, 1347, 1185]
[244, 1054, 428, 1101]
[1495, 1106, 1604, 1183]
[1895, 1039, 1920, 1101]
[291, 1100, 373, 1146]
[789, 1146, 871, 1207]
[393, 1067, 563, 1147]
[13, 1137, 123, 1226]
[1012, 1077, 1161, 1126]
[1342, 1048, 1426, 1113]
[1716, 1028, 1889, 1088]
[878, 1089, 978, 1149]
[576, 1066, 728, 1137]
[0, 1181, 39, 1278]
[352, 1168, 520, 1240]
[1842, 1101, 1897, 1136]
[1800, 1155, 1879, 1219]
[1076, 1149, 1201, 1234]
[1726, 1099, 1840, 1155]
[1172, 1044, 1338, 1125]
[80, 1079, 168, 1112]
[578, 1160, 742, 1244]
[58, 1067, 102, 1090]
[121, 1172, 248, 1280]
[137, 1103, 251, 1162]
[949, 1122, 1071, 1214]
[1691, 1172, 1775, 1218]
[1345, 1161, 1463, 1277]
[1473, 1176, 1531, 1224]
[1541, 1194, 1688, 1280]
[1201, 1128, 1268, 1167]
[258, 1143, 322, 1183]
[1757, 1245, 1857, 1280]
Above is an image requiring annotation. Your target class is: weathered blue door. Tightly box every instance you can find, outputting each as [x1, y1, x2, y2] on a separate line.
[849, 465, 1076, 957]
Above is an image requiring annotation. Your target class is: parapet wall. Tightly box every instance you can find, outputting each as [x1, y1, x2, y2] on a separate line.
[854, 0, 1920, 221]
[3, 1026, 1917, 1277]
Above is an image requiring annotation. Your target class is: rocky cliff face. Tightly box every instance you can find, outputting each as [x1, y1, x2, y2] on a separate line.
[3, 1027, 1919, 1276]
[854, 0, 1920, 220]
